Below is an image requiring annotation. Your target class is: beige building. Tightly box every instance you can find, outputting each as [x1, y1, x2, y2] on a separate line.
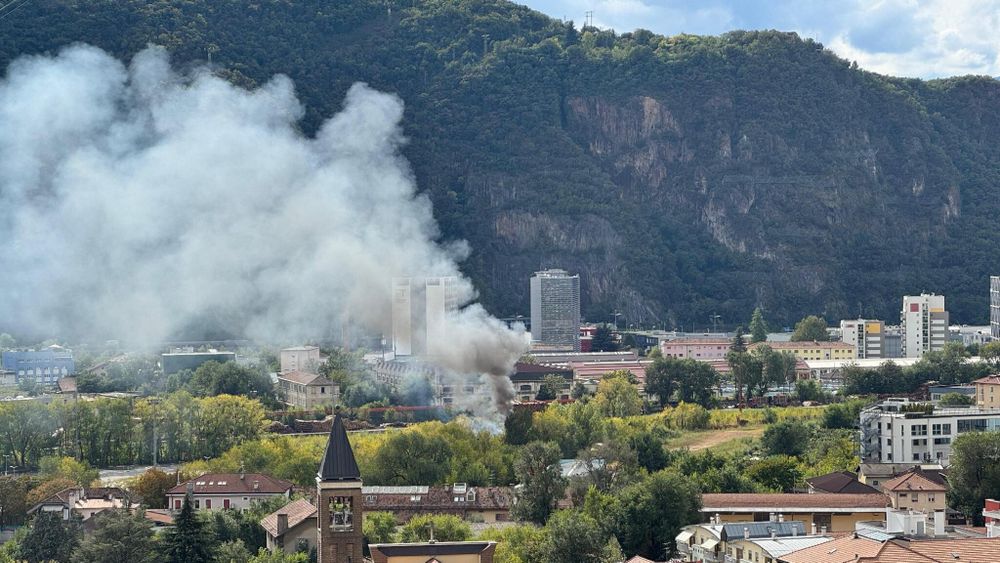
[700, 493, 887, 533]
[750, 341, 856, 361]
[882, 468, 948, 513]
[974, 375, 1000, 408]
[261, 499, 318, 556]
[167, 473, 292, 512]
[280, 346, 321, 374]
[28, 487, 130, 521]
[277, 371, 339, 409]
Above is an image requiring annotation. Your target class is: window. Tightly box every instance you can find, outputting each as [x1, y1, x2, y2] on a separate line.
[205, 499, 212, 509]
[195, 499, 201, 509]
[912, 425, 927, 436]
[934, 437, 951, 445]
[175, 499, 181, 509]
[899, 493, 908, 498]
[913, 453, 920, 461]
[224, 499, 230, 509]
[928, 494, 935, 502]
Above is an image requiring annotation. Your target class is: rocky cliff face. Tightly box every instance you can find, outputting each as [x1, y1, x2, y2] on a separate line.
[3, 1, 999, 326]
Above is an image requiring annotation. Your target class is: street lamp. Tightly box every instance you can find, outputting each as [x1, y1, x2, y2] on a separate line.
[610, 311, 622, 331]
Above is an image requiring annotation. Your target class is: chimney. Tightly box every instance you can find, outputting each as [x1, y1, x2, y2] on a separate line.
[770, 512, 777, 522]
[811, 522, 817, 535]
[744, 527, 750, 540]
[277, 513, 288, 536]
[820, 526, 827, 535]
[778, 513, 785, 523]
[771, 530, 777, 540]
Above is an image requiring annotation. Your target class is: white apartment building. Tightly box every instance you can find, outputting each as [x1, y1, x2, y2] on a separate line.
[392, 276, 459, 357]
[840, 319, 885, 359]
[991, 276, 1000, 341]
[901, 294, 949, 358]
[860, 391, 1000, 466]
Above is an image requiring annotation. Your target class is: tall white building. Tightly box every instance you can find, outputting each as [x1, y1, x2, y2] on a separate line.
[840, 319, 885, 359]
[391, 277, 459, 357]
[529, 269, 581, 351]
[901, 294, 949, 358]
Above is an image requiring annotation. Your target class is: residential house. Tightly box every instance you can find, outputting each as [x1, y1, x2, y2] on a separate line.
[778, 533, 886, 563]
[676, 520, 807, 563]
[974, 374, 1000, 409]
[361, 484, 512, 523]
[166, 473, 292, 511]
[700, 493, 888, 533]
[881, 468, 948, 513]
[277, 371, 339, 409]
[369, 541, 497, 563]
[261, 499, 317, 556]
[858, 463, 930, 491]
[724, 535, 831, 563]
[280, 346, 322, 374]
[27, 487, 130, 521]
[806, 471, 880, 495]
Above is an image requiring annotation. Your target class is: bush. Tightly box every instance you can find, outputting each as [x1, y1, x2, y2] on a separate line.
[761, 420, 812, 457]
[666, 403, 710, 430]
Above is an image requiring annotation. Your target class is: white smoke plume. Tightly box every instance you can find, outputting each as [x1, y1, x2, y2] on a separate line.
[0, 45, 528, 385]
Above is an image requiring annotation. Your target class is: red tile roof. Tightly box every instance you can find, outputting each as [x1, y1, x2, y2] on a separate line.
[881, 469, 948, 493]
[701, 493, 889, 511]
[857, 538, 1000, 562]
[277, 371, 333, 386]
[780, 534, 885, 563]
[260, 499, 317, 537]
[167, 473, 293, 496]
[806, 472, 881, 495]
[973, 375, 1000, 385]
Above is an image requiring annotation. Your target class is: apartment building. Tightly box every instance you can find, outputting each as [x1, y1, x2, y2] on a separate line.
[992, 276, 1000, 341]
[749, 341, 856, 362]
[840, 319, 885, 359]
[901, 294, 948, 358]
[529, 269, 581, 351]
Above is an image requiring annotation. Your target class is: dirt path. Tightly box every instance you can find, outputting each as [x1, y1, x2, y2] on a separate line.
[672, 427, 765, 451]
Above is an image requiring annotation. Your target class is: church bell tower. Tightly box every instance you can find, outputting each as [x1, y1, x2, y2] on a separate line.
[316, 413, 364, 563]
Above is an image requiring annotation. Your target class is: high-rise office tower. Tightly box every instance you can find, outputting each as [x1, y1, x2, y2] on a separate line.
[840, 319, 884, 359]
[391, 276, 459, 357]
[530, 269, 581, 351]
[901, 294, 949, 358]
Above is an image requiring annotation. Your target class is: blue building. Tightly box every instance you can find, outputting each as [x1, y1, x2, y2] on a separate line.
[1, 346, 75, 384]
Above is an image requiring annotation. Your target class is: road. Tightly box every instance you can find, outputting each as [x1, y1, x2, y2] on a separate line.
[99, 464, 179, 485]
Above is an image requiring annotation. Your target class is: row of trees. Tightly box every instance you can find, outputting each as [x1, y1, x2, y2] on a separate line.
[843, 341, 996, 395]
[0, 392, 266, 470]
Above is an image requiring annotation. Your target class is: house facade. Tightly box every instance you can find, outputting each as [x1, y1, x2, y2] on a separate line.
[166, 473, 292, 512]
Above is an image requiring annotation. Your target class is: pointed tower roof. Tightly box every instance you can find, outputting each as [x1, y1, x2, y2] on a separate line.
[318, 413, 361, 481]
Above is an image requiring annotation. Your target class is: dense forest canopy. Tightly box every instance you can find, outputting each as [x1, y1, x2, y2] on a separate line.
[2, 0, 999, 329]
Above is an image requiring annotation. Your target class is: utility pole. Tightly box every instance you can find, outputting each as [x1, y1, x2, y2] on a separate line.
[584, 10, 593, 28]
[710, 313, 721, 333]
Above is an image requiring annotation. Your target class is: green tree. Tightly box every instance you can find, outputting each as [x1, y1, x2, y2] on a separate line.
[591, 326, 618, 352]
[479, 524, 548, 563]
[398, 514, 471, 542]
[163, 496, 214, 563]
[613, 469, 702, 560]
[71, 509, 161, 563]
[939, 392, 975, 406]
[793, 379, 825, 402]
[980, 341, 1000, 370]
[543, 510, 616, 563]
[726, 349, 761, 405]
[363, 512, 397, 544]
[749, 307, 768, 343]
[504, 408, 534, 446]
[666, 402, 710, 430]
[745, 456, 802, 492]
[247, 549, 308, 563]
[948, 431, 1000, 524]
[535, 374, 567, 401]
[0, 401, 56, 466]
[730, 327, 747, 352]
[17, 511, 81, 563]
[675, 360, 719, 408]
[761, 420, 812, 457]
[643, 357, 675, 407]
[213, 540, 252, 563]
[791, 316, 830, 341]
[0, 477, 29, 527]
[512, 441, 566, 524]
[593, 374, 642, 418]
[131, 468, 176, 509]
[368, 431, 453, 485]
[39, 456, 99, 487]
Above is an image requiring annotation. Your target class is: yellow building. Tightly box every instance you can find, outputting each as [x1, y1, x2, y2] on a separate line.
[701, 493, 887, 533]
[725, 535, 832, 563]
[882, 469, 948, 513]
[974, 375, 1000, 409]
[751, 341, 857, 361]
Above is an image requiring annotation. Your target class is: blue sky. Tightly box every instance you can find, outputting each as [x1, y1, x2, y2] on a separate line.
[517, 0, 1000, 79]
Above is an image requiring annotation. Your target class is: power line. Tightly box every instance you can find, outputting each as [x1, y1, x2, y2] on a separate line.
[0, 0, 33, 23]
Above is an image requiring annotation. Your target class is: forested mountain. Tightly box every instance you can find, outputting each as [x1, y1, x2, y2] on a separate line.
[3, 0, 999, 328]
